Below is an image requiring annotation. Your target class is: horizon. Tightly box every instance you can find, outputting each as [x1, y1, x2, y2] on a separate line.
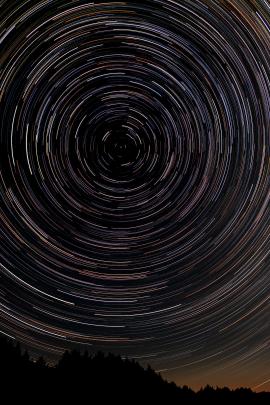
[1, 334, 270, 396]
[3, 332, 270, 393]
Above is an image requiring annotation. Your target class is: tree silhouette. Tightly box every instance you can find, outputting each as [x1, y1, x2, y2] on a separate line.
[0, 336, 269, 403]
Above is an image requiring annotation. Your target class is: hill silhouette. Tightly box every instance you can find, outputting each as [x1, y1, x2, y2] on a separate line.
[0, 336, 269, 403]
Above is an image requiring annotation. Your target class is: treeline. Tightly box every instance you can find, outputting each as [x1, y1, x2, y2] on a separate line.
[0, 336, 269, 403]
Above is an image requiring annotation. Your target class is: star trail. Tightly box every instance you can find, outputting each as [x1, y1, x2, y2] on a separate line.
[1, 0, 270, 391]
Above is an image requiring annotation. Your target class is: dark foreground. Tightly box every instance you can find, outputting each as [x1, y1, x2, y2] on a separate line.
[0, 336, 269, 403]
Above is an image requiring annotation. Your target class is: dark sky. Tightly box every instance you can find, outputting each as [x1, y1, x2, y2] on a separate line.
[1, 0, 270, 392]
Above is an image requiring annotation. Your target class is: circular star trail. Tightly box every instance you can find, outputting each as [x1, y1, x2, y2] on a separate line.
[1, 0, 270, 389]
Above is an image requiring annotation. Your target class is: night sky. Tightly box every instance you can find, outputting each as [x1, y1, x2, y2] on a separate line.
[1, 0, 270, 392]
